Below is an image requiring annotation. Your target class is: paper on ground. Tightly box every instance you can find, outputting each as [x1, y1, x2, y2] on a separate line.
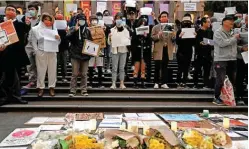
[55, 20, 67, 30]
[104, 114, 123, 119]
[223, 114, 248, 120]
[39, 125, 63, 131]
[227, 131, 242, 138]
[25, 117, 49, 125]
[181, 28, 196, 39]
[73, 121, 91, 131]
[99, 119, 122, 128]
[143, 121, 166, 126]
[241, 51, 248, 64]
[208, 114, 223, 118]
[235, 131, 248, 137]
[45, 117, 65, 124]
[124, 113, 138, 118]
[160, 114, 202, 121]
[227, 140, 248, 149]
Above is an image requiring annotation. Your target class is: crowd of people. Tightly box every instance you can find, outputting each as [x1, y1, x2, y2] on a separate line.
[0, 3, 247, 106]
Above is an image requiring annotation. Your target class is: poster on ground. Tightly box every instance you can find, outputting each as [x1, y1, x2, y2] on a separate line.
[0, 20, 19, 46]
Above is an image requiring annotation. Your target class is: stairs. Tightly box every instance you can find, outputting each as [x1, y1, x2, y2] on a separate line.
[0, 59, 247, 113]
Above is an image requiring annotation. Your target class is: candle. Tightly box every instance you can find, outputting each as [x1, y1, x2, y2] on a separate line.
[203, 110, 209, 118]
[90, 119, 97, 131]
[143, 125, 150, 135]
[223, 118, 230, 129]
[171, 121, 177, 132]
[120, 122, 126, 130]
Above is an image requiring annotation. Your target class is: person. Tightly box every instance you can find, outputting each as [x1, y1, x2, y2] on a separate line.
[193, 17, 214, 88]
[0, 5, 30, 105]
[108, 12, 129, 89]
[24, 4, 40, 89]
[67, 14, 92, 97]
[132, 17, 151, 88]
[212, 16, 241, 105]
[68, 9, 82, 27]
[32, 13, 60, 97]
[55, 13, 69, 83]
[88, 15, 105, 88]
[236, 14, 248, 105]
[151, 11, 175, 89]
[103, 10, 112, 73]
[176, 15, 196, 88]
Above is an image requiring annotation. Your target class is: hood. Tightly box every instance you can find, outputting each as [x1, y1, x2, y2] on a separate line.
[37, 13, 56, 30]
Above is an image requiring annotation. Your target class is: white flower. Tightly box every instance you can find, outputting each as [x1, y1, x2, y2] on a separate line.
[111, 140, 119, 148]
[126, 137, 139, 148]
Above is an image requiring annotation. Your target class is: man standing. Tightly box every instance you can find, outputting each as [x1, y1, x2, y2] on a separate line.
[24, 4, 40, 89]
[194, 17, 214, 88]
[213, 16, 240, 105]
[0, 5, 30, 105]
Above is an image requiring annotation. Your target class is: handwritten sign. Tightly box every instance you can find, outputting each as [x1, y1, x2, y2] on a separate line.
[184, 3, 197, 11]
[82, 39, 101, 57]
[136, 26, 149, 35]
[0, 30, 9, 45]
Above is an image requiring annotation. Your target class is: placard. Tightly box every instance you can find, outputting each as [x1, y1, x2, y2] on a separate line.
[66, 4, 77, 13]
[43, 29, 59, 52]
[184, 3, 197, 11]
[0, 128, 40, 147]
[159, 4, 169, 13]
[225, 7, 236, 15]
[140, 7, 152, 15]
[212, 22, 221, 32]
[213, 12, 225, 22]
[241, 51, 248, 64]
[82, 39, 101, 57]
[111, 29, 131, 48]
[160, 114, 202, 121]
[97, 2, 107, 13]
[135, 26, 149, 35]
[0, 20, 19, 46]
[88, 26, 106, 48]
[125, 0, 136, 8]
[55, 20, 67, 30]
[181, 28, 196, 39]
[144, 4, 154, 25]
[103, 16, 113, 25]
[0, 30, 9, 45]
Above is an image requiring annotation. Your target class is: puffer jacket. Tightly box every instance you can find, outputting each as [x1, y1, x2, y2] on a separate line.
[67, 26, 93, 61]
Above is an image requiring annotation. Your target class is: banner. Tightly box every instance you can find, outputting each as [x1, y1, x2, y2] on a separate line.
[64, 0, 74, 21]
[112, 2, 121, 16]
[80, 1, 91, 25]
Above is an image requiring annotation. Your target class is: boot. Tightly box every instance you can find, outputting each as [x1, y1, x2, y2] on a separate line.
[49, 88, 55, 97]
[141, 78, 146, 89]
[133, 77, 139, 89]
[38, 89, 44, 97]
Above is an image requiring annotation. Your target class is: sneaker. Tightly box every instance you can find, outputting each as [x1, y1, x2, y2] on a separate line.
[188, 73, 193, 80]
[212, 98, 224, 106]
[23, 82, 35, 89]
[99, 86, 105, 89]
[68, 63, 72, 66]
[25, 73, 29, 77]
[81, 92, 89, 96]
[181, 83, 187, 88]
[87, 86, 92, 89]
[106, 69, 112, 74]
[161, 84, 169, 89]
[69, 91, 76, 97]
[110, 84, 116, 90]
[154, 84, 159, 89]
[120, 84, 126, 89]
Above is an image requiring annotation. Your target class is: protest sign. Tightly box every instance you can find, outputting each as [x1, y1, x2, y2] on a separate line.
[0, 20, 19, 46]
[82, 39, 101, 57]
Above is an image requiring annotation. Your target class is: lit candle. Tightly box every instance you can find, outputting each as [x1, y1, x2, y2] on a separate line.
[90, 119, 97, 131]
[171, 121, 177, 132]
[223, 118, 230, 129]
[143, 125, 150, 135]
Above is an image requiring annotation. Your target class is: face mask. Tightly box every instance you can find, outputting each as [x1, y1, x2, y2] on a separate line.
[97, 16, 103, 20]
[55, 14, 63, 20]
[29, 10, 36, 17]
[43, 20, 53, 27]
[5, 11, 16, 19]
[78, 20, 86, 26]
[116, 19, 123, 27]
[160, 17, 168, 23]
[91, 20, 98, 25]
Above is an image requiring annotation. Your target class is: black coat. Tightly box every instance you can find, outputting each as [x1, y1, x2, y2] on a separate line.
[176, 29, 196, 57]
[0, 20, 30, 71]
[58, 29, 69, 52]
[66, 26, 93, 61]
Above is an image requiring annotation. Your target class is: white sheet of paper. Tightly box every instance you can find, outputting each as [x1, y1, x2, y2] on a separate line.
[140, 7, 152, 15]
[25, 117, 48, 125]
[111, 31, 131, 48]
[127, 121, 144, 127]
[0, 30, 9, 45]
[136, 26, 149, 35]
[208, 114, 223, 118]
[97, 2, 107, 14]
[124, 113, 138, 118]
[203, 38, 214, 46]
[0, 7, 5, 15]
[213, 13, 225, 22]
[225, 7, 236, 15]
[66, 4, 77, 13]
[212, 22, 222, 32]
[137, 113, 157, 118]
[99, 119, 122, 128]
[103, 16, 113, 25]
[45, 117, 65, 123]
[39, 125, 63, 131]
[0, 147, 28, 149]
[235, 131, 248, 137]
[181, 28, 196, 39]
[43, 29, 58, 41]
[241, 51, 248, 64]
[229, 141, 248, 149]
[83, 40, 100, 57]
[223, 114, 248, 120]
[143, 121, 166, 126]
[227, 131, 242, 138]
[184, 3, 197, 11]
[55, 20, 67, 30]
[44, 38, 59, 52]
[104, 114, 123, 119]
[125, 0, 136, 7]
[73, 121, 91, 131]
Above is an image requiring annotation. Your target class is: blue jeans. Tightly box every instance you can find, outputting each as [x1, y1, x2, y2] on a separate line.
[111, 52, 127, 82]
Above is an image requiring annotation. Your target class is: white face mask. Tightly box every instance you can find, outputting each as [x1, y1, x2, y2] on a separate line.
[78, 20, 85, 26]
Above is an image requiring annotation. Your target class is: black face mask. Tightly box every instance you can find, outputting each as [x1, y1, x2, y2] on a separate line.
[117, 26, 124, 32]
[182, 23, 191, 28]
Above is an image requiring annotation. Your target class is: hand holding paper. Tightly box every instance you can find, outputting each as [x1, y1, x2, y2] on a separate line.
[140, 7, 152, 16]
[181, 28, 196, 39]
[55, 35, 60, 40]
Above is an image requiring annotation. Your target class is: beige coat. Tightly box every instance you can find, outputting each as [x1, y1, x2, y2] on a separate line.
[151, 24, 175, 60]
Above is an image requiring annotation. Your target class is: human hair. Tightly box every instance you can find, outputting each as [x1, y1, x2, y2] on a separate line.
[96, 12, 103, 17]
[103, 10, 110, 15]
[136, 17, 147, 27]
[222, 16, 234, 25]
[114, 12, 123, 20]
[158, 11, 168, 20]
[28, 4, 38, 10]
[184, 13, 192, 19]
[5, 5, 17, 12]
[77, 8, 83, 11]
[201, 17, 208, 26]
[42, 14, 52, 22]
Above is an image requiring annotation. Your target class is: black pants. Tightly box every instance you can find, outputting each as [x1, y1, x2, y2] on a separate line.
[57, 50, 68, 78]
[176, 52, 192, 84]
[154, 47, 169, 84]
[236, 59, 248, 99]
[89, 66, 103, 86]
[214, 61, 236, 99]
[0, 67, 21, 101]
[125, 50, 130, 78]
[193, 56, 212, 87]
[145, 51, 152, 82]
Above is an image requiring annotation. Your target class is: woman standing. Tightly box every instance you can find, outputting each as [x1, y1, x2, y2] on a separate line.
[32, 13, 61, 97]
[108, 13, 130, 89]
[132, 17, 152, 88]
